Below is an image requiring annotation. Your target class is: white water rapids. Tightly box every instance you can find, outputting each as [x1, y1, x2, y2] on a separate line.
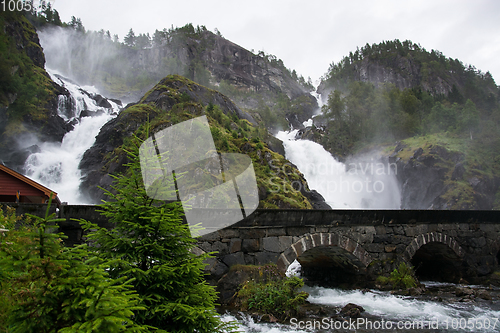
[23, 69, 119, 204]
[221, 261, 500, 332]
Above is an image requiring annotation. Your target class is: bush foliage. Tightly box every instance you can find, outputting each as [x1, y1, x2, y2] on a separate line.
[236, 264, 309, 320]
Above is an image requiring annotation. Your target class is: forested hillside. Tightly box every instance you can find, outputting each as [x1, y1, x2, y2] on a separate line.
[38, 22, 316, 131]
[312, 39, 500, 209]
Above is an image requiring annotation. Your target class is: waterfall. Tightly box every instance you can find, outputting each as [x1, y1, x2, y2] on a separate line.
[23, 69, 120, 204]
[276, 96, 401, 209]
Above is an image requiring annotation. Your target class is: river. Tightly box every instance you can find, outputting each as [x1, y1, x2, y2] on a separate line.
[220, 261, 500, 332]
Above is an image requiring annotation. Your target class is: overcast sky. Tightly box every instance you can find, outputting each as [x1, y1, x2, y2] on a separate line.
[50, 0, 500, 85]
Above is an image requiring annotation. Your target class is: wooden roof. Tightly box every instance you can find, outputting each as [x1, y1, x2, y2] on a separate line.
[0, 164, 61, 205]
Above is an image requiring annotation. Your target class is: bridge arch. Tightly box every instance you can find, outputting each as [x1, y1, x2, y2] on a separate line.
[277, 232, 372, 273]
[403, 232, 465, 261]
[404, 232, 465, 282]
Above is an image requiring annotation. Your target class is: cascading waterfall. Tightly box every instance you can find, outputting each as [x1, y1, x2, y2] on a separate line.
[23, 69, 120, 204]
[276, 95, 401, 209]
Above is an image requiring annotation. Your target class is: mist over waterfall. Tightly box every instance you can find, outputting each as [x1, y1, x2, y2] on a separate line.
[276, 128, 401, 209]
[23, 69, 120, 204]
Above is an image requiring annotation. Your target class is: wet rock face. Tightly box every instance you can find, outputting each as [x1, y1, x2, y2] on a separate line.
[391, 144, 499, 210]
[79, 76, 254, 203]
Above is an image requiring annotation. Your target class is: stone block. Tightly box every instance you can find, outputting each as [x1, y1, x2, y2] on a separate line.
[218, 228, 240, 239]
[458, 223, 469, 231]
[242, 238, 260, 253]
[263, 237, 280, 253]
[198, 231, 221, 242]
[240, 228, 266, 239]
[198, 241, 212, 253]
[393, 235, 409, 245]
[385, 245, 397, 253]
[393, 226, 404, 235]
[373, 234, 391, 243]
[292, 241, 304, 257]
[359, 232, 374, 244]
[209, 260, 229, 279]
[229, 238, 242, 253]
[364, 243, 385, 253]
[211, 241, 229, 255]
[363, 226, 376, 235]
[350, 232, 362, 243]
[282, 247, 296, 264]
[375, 225, 386, 235]
[244, 253, 256, 265]
[266, 227, 287, 237]
[468, 237, 486, 248]
[222, 252, 245, 267]
[480, 224, 499, 233]
[345, 238, 357, 253]
[396, 244, 406, 254]
[278, 236, 293, 252]
[311, 233, 321, 247]
[254, 251, 279, 265]
[404, 226, 416, 237]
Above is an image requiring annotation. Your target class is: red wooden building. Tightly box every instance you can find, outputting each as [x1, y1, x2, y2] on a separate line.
[0, 164, 61, 206]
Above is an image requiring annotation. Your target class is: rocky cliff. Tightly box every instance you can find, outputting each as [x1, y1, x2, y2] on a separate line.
[388, 139, 500, 210]
[0, 12, 71, 171]
[79, 75, 328, 209]
[39, 25, 317, 130]
[317, 40, 498, 107]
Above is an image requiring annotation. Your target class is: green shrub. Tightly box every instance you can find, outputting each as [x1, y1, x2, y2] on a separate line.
[237, 264, 308, 320]
[389, 262, 417, 289]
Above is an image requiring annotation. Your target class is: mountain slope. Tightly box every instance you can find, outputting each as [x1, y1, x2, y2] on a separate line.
[311, 39, 500, 209]
[39, 24, 317, 131]
[79, 75, 328, 209]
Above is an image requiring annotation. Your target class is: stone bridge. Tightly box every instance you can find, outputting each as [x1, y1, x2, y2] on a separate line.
[193, 209, 500, 285]
[3, 204, 500, 286]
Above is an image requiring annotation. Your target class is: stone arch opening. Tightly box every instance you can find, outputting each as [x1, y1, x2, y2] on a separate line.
[411, 242, 464, 282]
[277, 233, 372, 288]
[404, 232, 465, 283]
[298, 246, 367, 288]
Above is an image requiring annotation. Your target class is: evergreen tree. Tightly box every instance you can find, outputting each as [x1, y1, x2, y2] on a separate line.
[81, 134, 234, 332]
[124, 28, 136, 47]
[0, 204, 143, 332]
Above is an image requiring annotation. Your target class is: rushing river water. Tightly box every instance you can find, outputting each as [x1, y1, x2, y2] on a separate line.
[220, 262, 500, 332]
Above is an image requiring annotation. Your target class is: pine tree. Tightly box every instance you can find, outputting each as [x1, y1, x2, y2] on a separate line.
[81, 134, 234, 332]
[124, 28, 136, 47]
[0, 204, 143, 332]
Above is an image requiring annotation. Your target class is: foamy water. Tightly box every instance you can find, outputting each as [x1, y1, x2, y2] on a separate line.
[23, 69, 119, 203]
[275, 128, 400, 209]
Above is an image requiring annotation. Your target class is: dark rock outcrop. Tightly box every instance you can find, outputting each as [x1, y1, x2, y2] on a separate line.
[0, 15, 73, 171]
[340, 303, 365, 318]
[390, 144, 500, 209]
